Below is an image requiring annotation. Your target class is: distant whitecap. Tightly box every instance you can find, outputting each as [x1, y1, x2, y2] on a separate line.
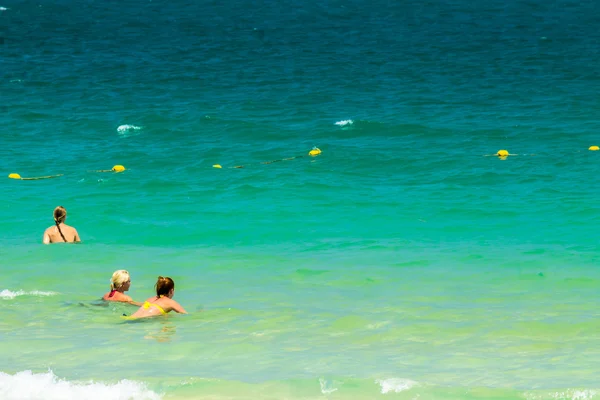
[0, 7, 8, 11]
[335, 120, 354, 126]
[0, 289, 57, 300]
[117, 124, 142, 133]
[117, 124, 142, 138]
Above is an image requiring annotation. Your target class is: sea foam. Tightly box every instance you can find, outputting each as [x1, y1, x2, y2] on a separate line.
[0, 370, 161, 400]
[0, 290, 57, 300]
[334, 120, 354, 126]
[375, 378, 416, 394]
[117, 124, 142, 133]
[319, 378, 338, 394]
[525, 389, 598, 400]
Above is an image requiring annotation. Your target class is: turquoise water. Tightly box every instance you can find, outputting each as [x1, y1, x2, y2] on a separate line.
[2, 0, 600, 398]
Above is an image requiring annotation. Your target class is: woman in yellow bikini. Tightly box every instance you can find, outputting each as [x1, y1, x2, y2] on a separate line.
[129, 276, 187, 318]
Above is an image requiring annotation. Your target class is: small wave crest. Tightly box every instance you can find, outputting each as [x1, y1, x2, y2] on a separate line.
[0, 6, 9, 11]
[117, 125, 142, 136]
[334, 119, 354, 127]
[0, 290, 57, 300]
[0, 370, 161, 400]
[375, 378, 416, 394]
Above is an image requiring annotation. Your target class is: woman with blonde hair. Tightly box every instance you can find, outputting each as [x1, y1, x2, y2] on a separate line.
[129, 276, 187, 318]
[42, 206, 81, 244]
[103, 270, 140, 305]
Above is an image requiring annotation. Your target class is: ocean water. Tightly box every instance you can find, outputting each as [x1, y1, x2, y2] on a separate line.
[1, 0, 600, 398]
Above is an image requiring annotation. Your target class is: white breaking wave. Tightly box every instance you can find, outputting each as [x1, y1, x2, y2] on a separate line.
[0, 290, 57, 300]
[0, 370, 162, 400]
[376, 378, 416, 394]
[335, 119, 354, 126]
[0, 7, 9, 11]
[117, 124, 142, 133]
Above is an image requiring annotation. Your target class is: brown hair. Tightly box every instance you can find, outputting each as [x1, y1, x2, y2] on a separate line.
[155, 276, 174, 297]
[53, 206, 67, 242]
[54, 206, 67, 223]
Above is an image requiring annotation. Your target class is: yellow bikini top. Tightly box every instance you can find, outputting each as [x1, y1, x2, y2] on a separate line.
[143, 301, 167, 315]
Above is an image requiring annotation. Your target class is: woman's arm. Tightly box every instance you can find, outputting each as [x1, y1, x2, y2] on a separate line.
[43, 229, 50, 244]
[170, 300, 188, 314]
[121, 294, 142, 307]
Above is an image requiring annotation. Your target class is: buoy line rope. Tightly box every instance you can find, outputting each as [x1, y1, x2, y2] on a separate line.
[8, 165, 126, 180]
[212, 147, 322, 169]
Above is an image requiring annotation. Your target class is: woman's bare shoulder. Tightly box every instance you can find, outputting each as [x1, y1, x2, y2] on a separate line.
[120, 294, 134, 302]
[62, 225, 77, 233]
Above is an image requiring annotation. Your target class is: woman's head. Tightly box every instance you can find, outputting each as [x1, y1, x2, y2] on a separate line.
[53, 206, 67, 224]
[155, 276, 175, 298]
[110, 270, 131, 291]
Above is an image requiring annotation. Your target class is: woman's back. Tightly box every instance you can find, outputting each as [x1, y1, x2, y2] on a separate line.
[130, 295, 186, 318]
[44, 224, 79, 243]
[42, 206, 80, 244]
[128, 276, 187, 319]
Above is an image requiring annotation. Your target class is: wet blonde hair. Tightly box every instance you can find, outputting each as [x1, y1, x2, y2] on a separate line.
[110, 270, 131, 291]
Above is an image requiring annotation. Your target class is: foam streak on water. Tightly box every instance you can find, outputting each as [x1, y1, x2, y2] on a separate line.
[0, 290, 57, 300]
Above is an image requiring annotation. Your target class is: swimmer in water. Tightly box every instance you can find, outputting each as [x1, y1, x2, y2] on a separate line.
[128, 276, 187, 319]
[103, 270, 141, 306]
[42, 206, 81, 244]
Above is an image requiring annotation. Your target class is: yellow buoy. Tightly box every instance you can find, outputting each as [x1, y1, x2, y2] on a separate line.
[8, 173, 63, 180]
[112, 165, 126, 173]
[213, 164, 222, 169]
[496, 150, 509, 157]
[589, 146, 599, 151]
[308, 147, 321, 156]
